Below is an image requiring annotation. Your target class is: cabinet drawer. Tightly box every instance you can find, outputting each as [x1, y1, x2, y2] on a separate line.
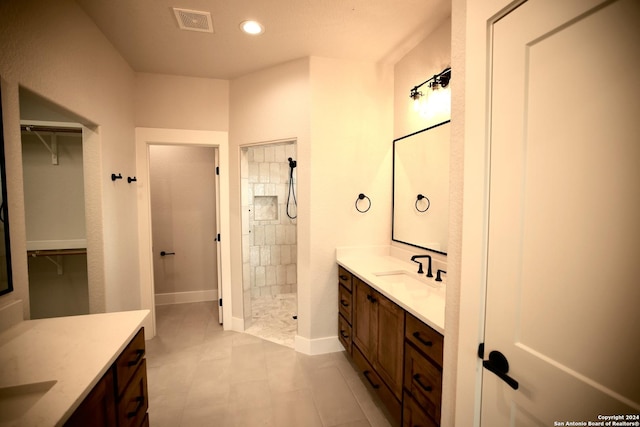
[118, 358, 149, 427]
[404, 343, 442, 422]
[115, 328, 145, 398]
[338, 266, 353, 291]
[338, 284, 353, 324]
[405, 313, 443, 367]
[338, 314, 352, 354]
[403, 391, 438, 427]
[352, 345, 401, 426]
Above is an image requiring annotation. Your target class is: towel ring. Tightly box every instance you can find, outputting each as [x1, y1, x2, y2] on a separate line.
[416, 194, 430, 213]
[355, 193, 371, 213]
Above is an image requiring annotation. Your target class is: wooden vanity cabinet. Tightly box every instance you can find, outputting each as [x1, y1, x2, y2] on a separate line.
[65, 327, 149, 427]
[338, 265, 445, 427]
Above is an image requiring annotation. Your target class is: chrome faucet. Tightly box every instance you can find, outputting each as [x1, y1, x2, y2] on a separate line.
[435, 269, 447, 282]
[410, 255, 433, 277]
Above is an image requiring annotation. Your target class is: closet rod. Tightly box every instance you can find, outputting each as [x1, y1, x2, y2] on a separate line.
[20, 125, 82, 134]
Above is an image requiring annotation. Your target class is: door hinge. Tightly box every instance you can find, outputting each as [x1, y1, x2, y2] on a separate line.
[219, 298, 222, 307]
[216, 166, 219, 175]
[478, 342, 485, 359]
[216, 233, 221, 242]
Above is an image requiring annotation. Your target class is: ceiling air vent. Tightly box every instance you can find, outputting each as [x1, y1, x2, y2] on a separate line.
[173, 8, 214, 33]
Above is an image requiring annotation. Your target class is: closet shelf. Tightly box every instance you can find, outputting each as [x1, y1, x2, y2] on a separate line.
[27, 248, 87, 257]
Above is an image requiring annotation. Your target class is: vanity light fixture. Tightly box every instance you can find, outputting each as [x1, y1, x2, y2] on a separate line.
[240, 20, 264, 35]
[409, 67, 452, 101]
[410, 87, 424, 111]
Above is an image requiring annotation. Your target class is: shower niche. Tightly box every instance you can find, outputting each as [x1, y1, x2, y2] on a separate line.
[240, 141, 297, 347]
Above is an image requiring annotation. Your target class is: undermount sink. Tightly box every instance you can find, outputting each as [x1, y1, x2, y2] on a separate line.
[0, 380, 57, 422]
[373, 270, 440, 288]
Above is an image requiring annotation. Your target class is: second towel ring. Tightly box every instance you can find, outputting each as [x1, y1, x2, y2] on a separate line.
[416, 194, 431, 212]
[355, 193, 371, 213]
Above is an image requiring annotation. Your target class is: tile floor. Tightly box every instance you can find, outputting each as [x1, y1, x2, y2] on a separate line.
[146, 301, 394, 427]
[244, 293, 297, 348]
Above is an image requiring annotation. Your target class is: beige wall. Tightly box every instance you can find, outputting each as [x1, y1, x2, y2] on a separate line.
[229, 58, 311, 333]
[229, 56, 394, 348]
[394, 18, 453, 139]
[149, 145, 218, 295]
[135, 73, 229, 131]
[308, 57, 394, 341]
[0, 0, 137, 317]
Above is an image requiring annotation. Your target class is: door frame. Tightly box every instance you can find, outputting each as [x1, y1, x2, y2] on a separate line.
[453, 0, 526, 425]
[135, 128, 231, 338]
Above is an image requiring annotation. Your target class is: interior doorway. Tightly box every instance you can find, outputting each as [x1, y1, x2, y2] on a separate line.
[136, 128, 231, 338]
[148, 145, 220, 315]
[240, 140, 298, 347]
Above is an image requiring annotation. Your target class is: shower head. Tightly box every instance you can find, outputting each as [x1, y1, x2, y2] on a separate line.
[288, 157, 297, 168]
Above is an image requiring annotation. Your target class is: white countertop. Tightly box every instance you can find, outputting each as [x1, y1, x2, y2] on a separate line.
[0, 310, 150, 427]
[337, 246, 445, 335]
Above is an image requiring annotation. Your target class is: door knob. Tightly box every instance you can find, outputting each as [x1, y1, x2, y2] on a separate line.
[480, 347, 519, 390]
[160, 251, 175, 257]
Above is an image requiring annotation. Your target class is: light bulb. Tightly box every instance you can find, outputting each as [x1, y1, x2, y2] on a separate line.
[240, 20, 264, 35]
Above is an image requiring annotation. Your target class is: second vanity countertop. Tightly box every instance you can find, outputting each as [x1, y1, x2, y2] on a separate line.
[0, 310, 150, 427]
[337, 246, 445, 335]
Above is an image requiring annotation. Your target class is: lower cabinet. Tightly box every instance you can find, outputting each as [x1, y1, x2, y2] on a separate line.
[338, 265, 444, 427]
[65, 327, 149, 427]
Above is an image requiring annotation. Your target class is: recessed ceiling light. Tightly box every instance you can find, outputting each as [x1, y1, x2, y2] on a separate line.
[240, 20, 264, 35]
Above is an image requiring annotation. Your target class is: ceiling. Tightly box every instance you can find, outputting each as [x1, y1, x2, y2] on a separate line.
[75, 0, 451, 80]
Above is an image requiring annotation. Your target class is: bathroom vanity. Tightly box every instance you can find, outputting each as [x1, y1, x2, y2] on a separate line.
[337, 247, 445, 427]
[0, 309, 149, 426]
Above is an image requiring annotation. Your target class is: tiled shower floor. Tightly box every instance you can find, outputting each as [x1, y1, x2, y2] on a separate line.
[244, 293, 297, 348]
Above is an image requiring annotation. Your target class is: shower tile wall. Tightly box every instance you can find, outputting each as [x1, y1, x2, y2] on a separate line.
[241, 144, 297, 325]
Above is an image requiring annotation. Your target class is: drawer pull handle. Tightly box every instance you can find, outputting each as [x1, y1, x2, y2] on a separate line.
[127, 349, 145, 367]
[413, 374, 433, 392]
[363, 370, 380, 389]
[339, 274, 349, 281]
[127, 396, 145, 418]
[366, 294, 377, 303]
[412, 332, 433, 347]
[340, 330, 350, 339]
[340, 299, 350, 307]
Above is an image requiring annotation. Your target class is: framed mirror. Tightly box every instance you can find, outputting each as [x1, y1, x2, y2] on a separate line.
[0, 86, 14, 296]
[392, 120, 450, 254]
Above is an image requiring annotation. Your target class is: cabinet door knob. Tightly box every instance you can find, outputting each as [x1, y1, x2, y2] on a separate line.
[127, 396, 145, 418]
[127, 349, 145, 367]
[412, 332, 433, 347]
[413, 374, 433, 392]
[363, 370, 380, 389]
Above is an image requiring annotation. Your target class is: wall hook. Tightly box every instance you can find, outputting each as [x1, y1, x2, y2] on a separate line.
[111, 173, 123, 181]
[415, 194, 431, 212]
[127, 176, 137, 183]
[355, 193, 371, 213]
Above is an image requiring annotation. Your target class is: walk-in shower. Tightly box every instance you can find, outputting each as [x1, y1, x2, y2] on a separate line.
[240, 141, 297, 347]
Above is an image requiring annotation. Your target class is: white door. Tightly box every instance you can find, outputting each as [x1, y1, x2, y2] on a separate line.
[482, 0, 640, 424]
[149, 145, 218, 307]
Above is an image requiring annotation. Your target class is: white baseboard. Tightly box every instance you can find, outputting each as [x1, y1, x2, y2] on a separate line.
[155, 290, 217, 306]
[294, 335, 344, 355]
[231, 316, 245, 332]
